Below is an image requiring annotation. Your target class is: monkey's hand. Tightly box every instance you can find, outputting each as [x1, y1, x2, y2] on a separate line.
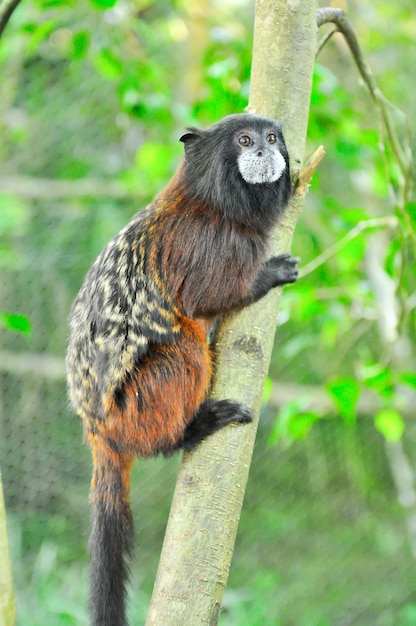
[264, 253, 300, 285]
[246, 253, 300, 305]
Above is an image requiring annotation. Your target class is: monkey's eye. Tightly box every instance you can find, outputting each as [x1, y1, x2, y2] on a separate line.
[238, 135, 253, 147]
[267, 133, 277, 144]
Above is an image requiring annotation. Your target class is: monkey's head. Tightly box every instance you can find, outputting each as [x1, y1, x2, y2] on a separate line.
[180, 114, 291, 231]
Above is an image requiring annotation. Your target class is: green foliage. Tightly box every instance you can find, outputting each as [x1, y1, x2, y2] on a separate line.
[90, 0, 117, 9]
[361, 362, 394, 398]
[0, 312, 31, 336]
[0, 0, 415, 624]
[327, 377, 360, 423]
[270, 8, 415, 444]
[374, 408, 405, 442]
[268, 399, 319, 444]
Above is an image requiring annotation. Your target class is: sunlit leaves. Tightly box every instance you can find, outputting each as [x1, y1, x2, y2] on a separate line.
[71, 31, 90, 59]
[89, 0, 117, 8]
[406, 201, 416, 233]
[268, 399, 319, 444]
[23, 19, 57, 54]
[360, 362, 394, 399]
[374, 408, 405, 442]
[327, 377, 360, 423]
[0, 312, 32, 336]
[93, 48, 123, 79]
[400, 372, 416, 389]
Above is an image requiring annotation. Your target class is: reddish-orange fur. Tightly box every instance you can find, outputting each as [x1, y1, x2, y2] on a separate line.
[89, 440, 133, 505]
[101, 317, 212, 457]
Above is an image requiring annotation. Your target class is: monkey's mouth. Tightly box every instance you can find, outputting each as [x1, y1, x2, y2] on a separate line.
[238, 151, 286, 185]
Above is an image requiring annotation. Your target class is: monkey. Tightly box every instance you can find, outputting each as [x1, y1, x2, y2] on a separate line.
[66, 113, 299, 626]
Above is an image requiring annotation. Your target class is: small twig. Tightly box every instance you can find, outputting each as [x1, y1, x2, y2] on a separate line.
[316, 7, 412, 187]
[300, 216, 398, 277]
[295, 145, 326, 196]
[316, 26, 337, 57]
[0, 0, 22, 39]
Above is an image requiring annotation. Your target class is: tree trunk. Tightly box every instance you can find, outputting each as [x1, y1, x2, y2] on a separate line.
[145, 2, 317, 624]
[0, 472, 16, 626]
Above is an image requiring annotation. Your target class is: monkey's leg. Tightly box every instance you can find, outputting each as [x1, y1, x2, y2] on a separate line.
[181, 399, 252, 451]
[103, 317, 214, 457]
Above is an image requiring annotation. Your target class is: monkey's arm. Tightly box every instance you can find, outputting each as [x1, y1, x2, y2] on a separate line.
[182, 252, 299, 319]
[243, 253, 299, 306]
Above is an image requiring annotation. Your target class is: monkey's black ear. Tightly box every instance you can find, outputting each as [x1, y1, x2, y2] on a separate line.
[179, 128, 203, 144]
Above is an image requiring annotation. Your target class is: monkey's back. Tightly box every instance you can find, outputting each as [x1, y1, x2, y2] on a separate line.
[66, 205, 186, 436]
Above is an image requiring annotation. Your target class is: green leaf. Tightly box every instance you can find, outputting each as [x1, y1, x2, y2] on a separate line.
[385, 238, 402, 278]
[374, 409, 405, 442]
[72, 31, 90, 60]
[327, 377, 360, 423]
[0, 312, 32, 335]
[25, 19, 57, 54]
[360, 363, 394, 399]
[268, 398, 319, 445]
[89, 0, 117, 8]
[400, 372, 416, 389]
[287, 412, 318, 440]
[407, 201, 416, 232]
[93, 48, 122, 80]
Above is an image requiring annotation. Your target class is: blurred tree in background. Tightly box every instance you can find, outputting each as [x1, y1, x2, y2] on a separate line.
[0, 1, 415, 624]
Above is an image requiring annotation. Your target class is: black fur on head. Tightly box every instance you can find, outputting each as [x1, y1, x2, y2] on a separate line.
[179, 113, 292, 232]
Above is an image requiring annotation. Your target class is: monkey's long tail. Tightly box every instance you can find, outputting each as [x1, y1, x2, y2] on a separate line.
[88, 439, 134, 626]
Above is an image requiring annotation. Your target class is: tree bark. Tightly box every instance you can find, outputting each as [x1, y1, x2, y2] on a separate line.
[145, 2, 317, 624]
[0, 473, 16, 626]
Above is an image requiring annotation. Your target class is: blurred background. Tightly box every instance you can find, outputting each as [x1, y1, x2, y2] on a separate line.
[0, 0, 415, 624]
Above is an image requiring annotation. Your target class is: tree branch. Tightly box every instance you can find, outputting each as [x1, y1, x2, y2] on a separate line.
[316, 25, 337, 56]
[267, 381, 415, 420]
[0, 0, 22, 39]
[300, 215, 398, 277]
[0, 176, 133, 199]
[0, 350, 66, 379]
[295, 145, 326, 196]
[316, 7, 412, 194]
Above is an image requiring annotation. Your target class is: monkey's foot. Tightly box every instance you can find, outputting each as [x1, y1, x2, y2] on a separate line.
[182, 399, 252, 451]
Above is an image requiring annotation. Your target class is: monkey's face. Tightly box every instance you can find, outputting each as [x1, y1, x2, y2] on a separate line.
[235, 128, 287, 185]
[180, 113, 289, 189]
[180, 114, 291, 228]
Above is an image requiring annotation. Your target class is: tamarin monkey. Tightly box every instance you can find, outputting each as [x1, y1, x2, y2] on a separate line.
[66, 113, 299, 626]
